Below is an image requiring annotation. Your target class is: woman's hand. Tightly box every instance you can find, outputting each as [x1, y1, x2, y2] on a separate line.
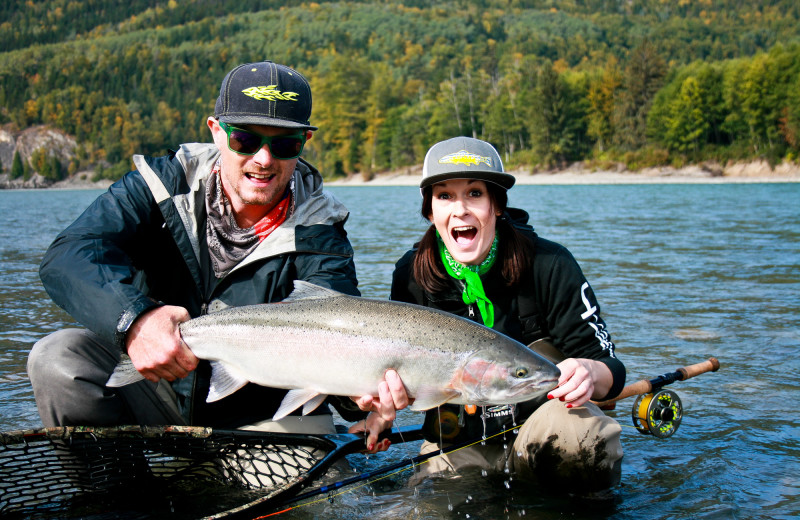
[548, 358, 613, 408]
[349, 369, 410, 452]
[347, 412, 394, 454]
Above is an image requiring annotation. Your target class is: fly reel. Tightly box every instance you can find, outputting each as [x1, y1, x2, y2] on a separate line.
[632, 389, 682, 438]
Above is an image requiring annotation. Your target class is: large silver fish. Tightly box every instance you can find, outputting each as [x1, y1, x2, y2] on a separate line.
[108, 281, 561, 420]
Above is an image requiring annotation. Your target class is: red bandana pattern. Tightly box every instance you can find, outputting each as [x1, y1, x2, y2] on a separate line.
[253, 194, 290, 242]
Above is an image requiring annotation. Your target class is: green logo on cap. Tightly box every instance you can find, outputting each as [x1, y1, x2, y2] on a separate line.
[439, 150, 492, 168]
[242, 85, 299, 102]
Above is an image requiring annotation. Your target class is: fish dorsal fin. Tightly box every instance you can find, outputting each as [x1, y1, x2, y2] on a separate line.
[282, 280, 345, 303]
[207, 361, 250, 403]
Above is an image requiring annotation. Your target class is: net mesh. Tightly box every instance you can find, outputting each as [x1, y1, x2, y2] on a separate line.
[0, 426, 332, 519]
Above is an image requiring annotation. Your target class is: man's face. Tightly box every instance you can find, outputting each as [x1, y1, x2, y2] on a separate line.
[208, 118, 311, 227]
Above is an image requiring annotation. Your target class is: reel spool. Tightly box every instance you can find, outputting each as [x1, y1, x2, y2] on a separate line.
[632, 389, 683, 438]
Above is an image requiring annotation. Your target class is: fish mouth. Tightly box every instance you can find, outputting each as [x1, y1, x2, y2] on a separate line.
[505, 374, 561, 401]
[451, 225, 478, 246]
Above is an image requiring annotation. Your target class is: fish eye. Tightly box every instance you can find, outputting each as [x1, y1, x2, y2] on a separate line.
[514, 367, 528, 378]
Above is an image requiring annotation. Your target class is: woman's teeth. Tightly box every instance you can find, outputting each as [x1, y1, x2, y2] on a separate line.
[452, 226, 477, 244]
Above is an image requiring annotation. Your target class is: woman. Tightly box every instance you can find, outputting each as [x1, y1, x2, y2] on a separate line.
[391, 137, 626, 492]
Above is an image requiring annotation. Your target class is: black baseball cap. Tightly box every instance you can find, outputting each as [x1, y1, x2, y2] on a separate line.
[214, 61, 317, 131]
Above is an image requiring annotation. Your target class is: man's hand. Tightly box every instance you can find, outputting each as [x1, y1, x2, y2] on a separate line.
[125, 305, 197, 383]
[348, 369, 410, 453]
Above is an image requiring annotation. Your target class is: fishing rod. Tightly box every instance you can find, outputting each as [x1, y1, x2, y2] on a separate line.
[260, 423, 519, 518]
[593, 357, 721, 438]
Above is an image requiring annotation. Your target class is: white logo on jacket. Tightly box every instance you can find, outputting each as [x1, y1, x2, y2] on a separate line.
[580, 282, 615, 356]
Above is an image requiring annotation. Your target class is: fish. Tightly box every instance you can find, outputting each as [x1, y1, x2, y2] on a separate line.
[107, 281, 561, 421]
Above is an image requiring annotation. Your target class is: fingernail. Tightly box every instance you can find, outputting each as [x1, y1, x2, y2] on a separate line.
[559, 396, 565, 402]
[547, 394, 554, 400]
[367, 443, 374, 451]
[566, 404, 573, 409]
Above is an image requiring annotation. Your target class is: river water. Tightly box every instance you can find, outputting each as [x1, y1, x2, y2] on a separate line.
[0, 183, 798, 519]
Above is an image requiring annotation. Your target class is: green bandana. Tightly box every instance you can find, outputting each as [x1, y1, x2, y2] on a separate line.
[437, 232, 498, 328]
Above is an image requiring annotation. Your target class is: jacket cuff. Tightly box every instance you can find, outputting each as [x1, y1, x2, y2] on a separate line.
[114, 297, 164, 351]
[596, 356, 626, 401]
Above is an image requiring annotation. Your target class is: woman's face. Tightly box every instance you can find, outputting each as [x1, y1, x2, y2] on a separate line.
[429, 178, 501, 266]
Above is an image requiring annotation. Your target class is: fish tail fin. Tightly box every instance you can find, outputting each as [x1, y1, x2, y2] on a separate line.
[106, 354, 145, 387]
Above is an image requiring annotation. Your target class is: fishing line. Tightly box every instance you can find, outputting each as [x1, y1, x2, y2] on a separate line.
[257, 423, 524, 518]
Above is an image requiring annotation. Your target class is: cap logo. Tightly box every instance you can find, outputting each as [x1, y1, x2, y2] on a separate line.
[439, 150, 492, 168]
[241, 85, 300, 102]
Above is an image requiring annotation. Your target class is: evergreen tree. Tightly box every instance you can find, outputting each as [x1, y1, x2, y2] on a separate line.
[614, 39, 666, 151]
[11, 150, 24, 179]
[528, 61, 586, 168]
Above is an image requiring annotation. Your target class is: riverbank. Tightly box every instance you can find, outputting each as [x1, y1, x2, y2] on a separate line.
[327, 160, 800, 186]
[2, 159, 798, 190]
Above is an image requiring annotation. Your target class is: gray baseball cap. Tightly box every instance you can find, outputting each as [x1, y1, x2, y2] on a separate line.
[214, 61, 318, 131]
[420, 137, 515, 190]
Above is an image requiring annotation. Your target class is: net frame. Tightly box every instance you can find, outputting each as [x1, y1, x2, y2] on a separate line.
[0, 425, 422, 519]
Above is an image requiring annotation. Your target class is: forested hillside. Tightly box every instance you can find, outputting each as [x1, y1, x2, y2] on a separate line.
[1, 0, 799, 182]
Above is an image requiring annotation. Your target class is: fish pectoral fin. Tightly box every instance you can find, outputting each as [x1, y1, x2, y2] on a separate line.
[273, 389, 326, 421]
[207, 361, 250, 403]
[106, 354, 145, 387]
[409, 388, 462, 411]
[302, 393, 328, 415]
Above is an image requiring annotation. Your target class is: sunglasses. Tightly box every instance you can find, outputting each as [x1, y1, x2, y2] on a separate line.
[219, 121, 307, 159]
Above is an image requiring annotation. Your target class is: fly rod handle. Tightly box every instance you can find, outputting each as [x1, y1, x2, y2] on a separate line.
[594, 379, 654, 407]
[678, 357, 720, 380]
[593, 357, 720, 408]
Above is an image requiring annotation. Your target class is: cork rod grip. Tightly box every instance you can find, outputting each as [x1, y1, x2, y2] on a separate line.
[592, 357, 720, 408]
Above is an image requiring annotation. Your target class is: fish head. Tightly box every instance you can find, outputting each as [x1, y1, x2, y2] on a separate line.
[455, 349, 561, 405]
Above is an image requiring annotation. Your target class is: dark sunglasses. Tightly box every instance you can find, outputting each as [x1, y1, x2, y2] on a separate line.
[219, 121, 307, 159]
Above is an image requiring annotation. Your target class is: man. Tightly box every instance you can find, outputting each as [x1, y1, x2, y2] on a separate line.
[27, 61, 405, 452]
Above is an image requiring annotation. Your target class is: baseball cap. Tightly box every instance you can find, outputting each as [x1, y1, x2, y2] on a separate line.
[214, 61, 317, 131]
[420, 137, 515, 191]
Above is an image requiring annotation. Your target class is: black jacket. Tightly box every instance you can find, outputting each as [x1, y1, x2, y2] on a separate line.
[40, 143, 362, 426]
[391, 208, 625, 439]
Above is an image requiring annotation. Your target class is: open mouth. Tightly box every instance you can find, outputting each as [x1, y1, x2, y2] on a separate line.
[451, 226, 477, 246]
[245, 172, 275, 183]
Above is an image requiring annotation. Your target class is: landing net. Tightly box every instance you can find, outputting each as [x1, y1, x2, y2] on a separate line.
[0, 425, 334, 519]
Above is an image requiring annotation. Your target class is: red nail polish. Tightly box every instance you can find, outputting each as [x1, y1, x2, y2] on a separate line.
[559, 396, 565, 402]
[547, 394, 554, 400]
[566, 404, 573, 409]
